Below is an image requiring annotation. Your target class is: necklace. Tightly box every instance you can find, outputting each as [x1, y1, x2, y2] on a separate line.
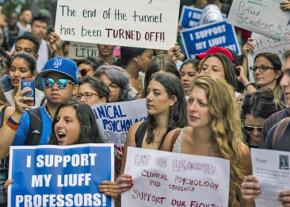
[44, 104, 53, 120]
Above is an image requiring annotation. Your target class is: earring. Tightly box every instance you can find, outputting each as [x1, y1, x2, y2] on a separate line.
[134, 58, 138, 62]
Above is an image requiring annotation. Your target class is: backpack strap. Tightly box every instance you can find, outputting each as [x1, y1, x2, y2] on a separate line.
[25, 108, 43, 145]
[0, 106, 7, 127]
[135, 121, 147, 148]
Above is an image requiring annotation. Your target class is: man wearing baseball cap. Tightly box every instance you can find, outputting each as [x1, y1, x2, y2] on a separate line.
[0, 57, 79, 158]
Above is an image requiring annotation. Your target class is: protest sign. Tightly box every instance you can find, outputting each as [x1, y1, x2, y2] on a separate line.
[55, 0, 180, 50]
[180, 20, 241, 58]
[228, 0, 290, 39]
[91, 99, 147, 147]
[122, 147, 230, 207]
[251, 148, 290, 207]
[179, 6, 202, 28]
[8, 144, 114, 207]
[68, 42, 99, 60]
[246, 32, 290, 82]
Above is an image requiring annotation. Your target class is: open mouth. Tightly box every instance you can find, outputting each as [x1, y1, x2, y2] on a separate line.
[56, 131, 66, 139]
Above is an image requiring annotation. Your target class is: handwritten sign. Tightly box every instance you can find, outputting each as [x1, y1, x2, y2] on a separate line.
[68, 42, 99, 60]
[228, 0, 290, 39]
[55, 0, 180, 50]
[180, 20, 241, 58]
[122, 147, 230, 207]
[8, 144, 114, 207]
[246, 32, 290, 82]
[179, 6, 202, 28]
[252, 148, 290, 207]
[91, 99, 147, 147]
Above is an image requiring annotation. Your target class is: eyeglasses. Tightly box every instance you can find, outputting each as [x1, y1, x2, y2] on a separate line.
[76, 92, 99, 100]
[43, 77, 73, 89]
[107, 83, 119, 91]
[250, 65, 274, 73]
[243, 125, 263, 132]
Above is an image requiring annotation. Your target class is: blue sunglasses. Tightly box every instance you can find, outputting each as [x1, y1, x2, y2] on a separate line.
[43, 77, 73, 89]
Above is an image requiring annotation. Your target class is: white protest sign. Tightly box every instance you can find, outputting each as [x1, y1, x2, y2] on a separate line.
[122, 147, 230, 207]
[228, 0, 290, 39]
[68, 42, 99, 60]
[247, 32, 290, 82]
[91, 99, 147, 147]
[55, 0, 180, 50]
[252, 148, 290, 207]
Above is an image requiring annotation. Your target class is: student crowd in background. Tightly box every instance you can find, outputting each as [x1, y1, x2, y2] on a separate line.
[0, 0, 289, 206]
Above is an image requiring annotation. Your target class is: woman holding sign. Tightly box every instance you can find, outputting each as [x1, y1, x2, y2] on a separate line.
[168, 75, 251, 206]
[99, 72, 187, 198]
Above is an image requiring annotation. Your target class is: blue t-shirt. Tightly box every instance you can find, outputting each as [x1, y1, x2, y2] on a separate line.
[13, 106, 52, 145]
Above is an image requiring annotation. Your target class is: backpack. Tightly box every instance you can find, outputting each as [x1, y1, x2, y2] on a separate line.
[25, 108, 43, 145]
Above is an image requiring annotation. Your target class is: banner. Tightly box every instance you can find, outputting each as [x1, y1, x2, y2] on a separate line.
[68, 42, 99, 60]
[251, 148, 290, 207]
[180, 20, 241, 58]
[55, 0, 180, 50]
[91, 99, 147, 147]
[228, 0, 290, 39]
[179, 6, 202, 28]
[122, 147, 230, 207]
[8, 144, 114, 207]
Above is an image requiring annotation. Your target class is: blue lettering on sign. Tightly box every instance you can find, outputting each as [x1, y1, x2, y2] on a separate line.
[180, 20, 241, 58]
[102, 119, 133, 132]
[93, 105, 126, 119]
[179, 6, 203, 28]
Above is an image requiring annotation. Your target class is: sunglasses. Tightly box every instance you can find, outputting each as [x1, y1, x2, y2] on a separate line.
[43, 77, 73, 89]
[243, 125, 263, 132]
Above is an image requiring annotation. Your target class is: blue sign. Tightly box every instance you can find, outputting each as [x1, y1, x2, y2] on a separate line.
[180, 20, 241, 58]
[179, 6, 202, 28]
[9, 144, 114, 207]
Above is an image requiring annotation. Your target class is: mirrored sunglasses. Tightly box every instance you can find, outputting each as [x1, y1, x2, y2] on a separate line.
[43, 77, 72, 89]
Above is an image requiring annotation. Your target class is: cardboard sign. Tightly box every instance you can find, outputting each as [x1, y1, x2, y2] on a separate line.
[55, 0, 180, 50]
[123, 147, 230, 207]
[9, 144, 114, 207]
[228, 0, 290, 39]
[68, 42, 99, 60]
[179, 6, 202, 28]
[91, 99, 147, 147]
[180, 20, 241, 58]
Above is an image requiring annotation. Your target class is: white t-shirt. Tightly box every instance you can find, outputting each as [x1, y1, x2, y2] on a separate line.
[4, 88, 45, 108]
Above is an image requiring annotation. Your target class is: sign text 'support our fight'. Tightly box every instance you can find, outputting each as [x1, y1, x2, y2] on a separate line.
[123, 147, 230, 207]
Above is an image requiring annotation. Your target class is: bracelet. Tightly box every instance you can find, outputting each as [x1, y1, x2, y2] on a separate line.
[6, 116, 19, 131]
[244, 83, 253, 89]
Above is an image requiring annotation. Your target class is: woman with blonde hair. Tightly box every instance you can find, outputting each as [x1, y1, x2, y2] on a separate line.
[168, 75, 251, 206]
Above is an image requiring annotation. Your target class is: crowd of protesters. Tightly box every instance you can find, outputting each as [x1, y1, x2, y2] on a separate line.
[0, 0, 288, 206]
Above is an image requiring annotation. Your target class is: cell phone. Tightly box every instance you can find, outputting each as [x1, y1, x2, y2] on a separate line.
[21, 78, 35, 106]
[235, 66, 241, 76]
[47, 26, 55, 34]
